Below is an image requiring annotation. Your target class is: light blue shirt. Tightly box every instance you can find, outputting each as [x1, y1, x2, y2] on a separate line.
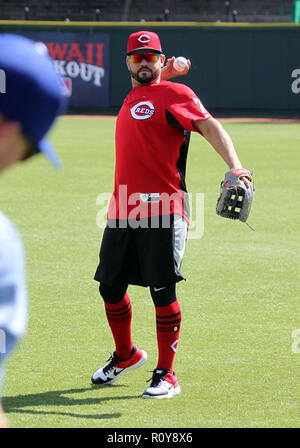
[0, 211, 27, 361]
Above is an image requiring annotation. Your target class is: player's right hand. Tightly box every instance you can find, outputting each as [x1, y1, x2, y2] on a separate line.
[161, 56, 191, 81]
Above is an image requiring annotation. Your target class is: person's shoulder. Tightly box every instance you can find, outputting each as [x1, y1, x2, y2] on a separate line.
[159, 80, 197, 97]
[0, 212, 20, 245]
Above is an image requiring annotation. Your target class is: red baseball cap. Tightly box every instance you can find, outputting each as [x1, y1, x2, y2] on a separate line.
[127, 31, 162, 55]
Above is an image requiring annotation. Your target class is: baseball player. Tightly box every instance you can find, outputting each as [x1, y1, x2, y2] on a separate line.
[91, 31, 252, 399]
[0, 34, 66, 426]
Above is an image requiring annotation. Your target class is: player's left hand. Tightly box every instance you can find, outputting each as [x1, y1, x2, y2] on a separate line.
[216, 168, 255, 224]
[240, 175, 251, 189]
[161, 56, 191, 81]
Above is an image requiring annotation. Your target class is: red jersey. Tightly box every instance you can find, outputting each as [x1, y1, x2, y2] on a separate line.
[107, 80, 212, 222]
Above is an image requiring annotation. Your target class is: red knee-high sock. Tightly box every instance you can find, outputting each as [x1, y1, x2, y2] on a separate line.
[104, 292, 133, 360]
[155, 300, 182, 372]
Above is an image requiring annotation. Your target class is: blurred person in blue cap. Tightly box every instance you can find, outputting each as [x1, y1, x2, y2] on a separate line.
[0, 34, 66, 427]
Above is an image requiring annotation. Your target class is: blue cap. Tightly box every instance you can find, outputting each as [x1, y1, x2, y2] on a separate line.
[0, 34, 67, 168]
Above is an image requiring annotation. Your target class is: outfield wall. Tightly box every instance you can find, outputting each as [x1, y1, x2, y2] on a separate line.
[0, 21, 299, 116]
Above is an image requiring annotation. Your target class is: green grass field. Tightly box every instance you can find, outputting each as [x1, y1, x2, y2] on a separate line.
[1, 116, 300, 428]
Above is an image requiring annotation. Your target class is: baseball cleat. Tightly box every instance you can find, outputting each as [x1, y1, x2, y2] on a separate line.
[142, 368, 181, 399]
[91, 346, 147, 385]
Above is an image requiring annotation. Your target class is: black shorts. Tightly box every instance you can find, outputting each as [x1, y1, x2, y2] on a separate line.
[94, 215, 188, 287]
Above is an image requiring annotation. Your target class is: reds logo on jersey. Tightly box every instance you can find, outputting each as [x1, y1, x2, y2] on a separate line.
[130, 101, 155, 120]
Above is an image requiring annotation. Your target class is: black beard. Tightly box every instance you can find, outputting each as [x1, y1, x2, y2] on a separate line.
[131, 67, 158, 84]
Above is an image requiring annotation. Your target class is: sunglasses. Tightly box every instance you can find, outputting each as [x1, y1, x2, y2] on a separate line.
[127, 53, 160, 63]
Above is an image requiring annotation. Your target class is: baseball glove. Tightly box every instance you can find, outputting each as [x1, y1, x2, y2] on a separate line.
[216, 168, 255, 224]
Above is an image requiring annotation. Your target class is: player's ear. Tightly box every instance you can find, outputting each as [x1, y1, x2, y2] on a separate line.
[125, 57, 131, 71]
[160, 54, 166, 67]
